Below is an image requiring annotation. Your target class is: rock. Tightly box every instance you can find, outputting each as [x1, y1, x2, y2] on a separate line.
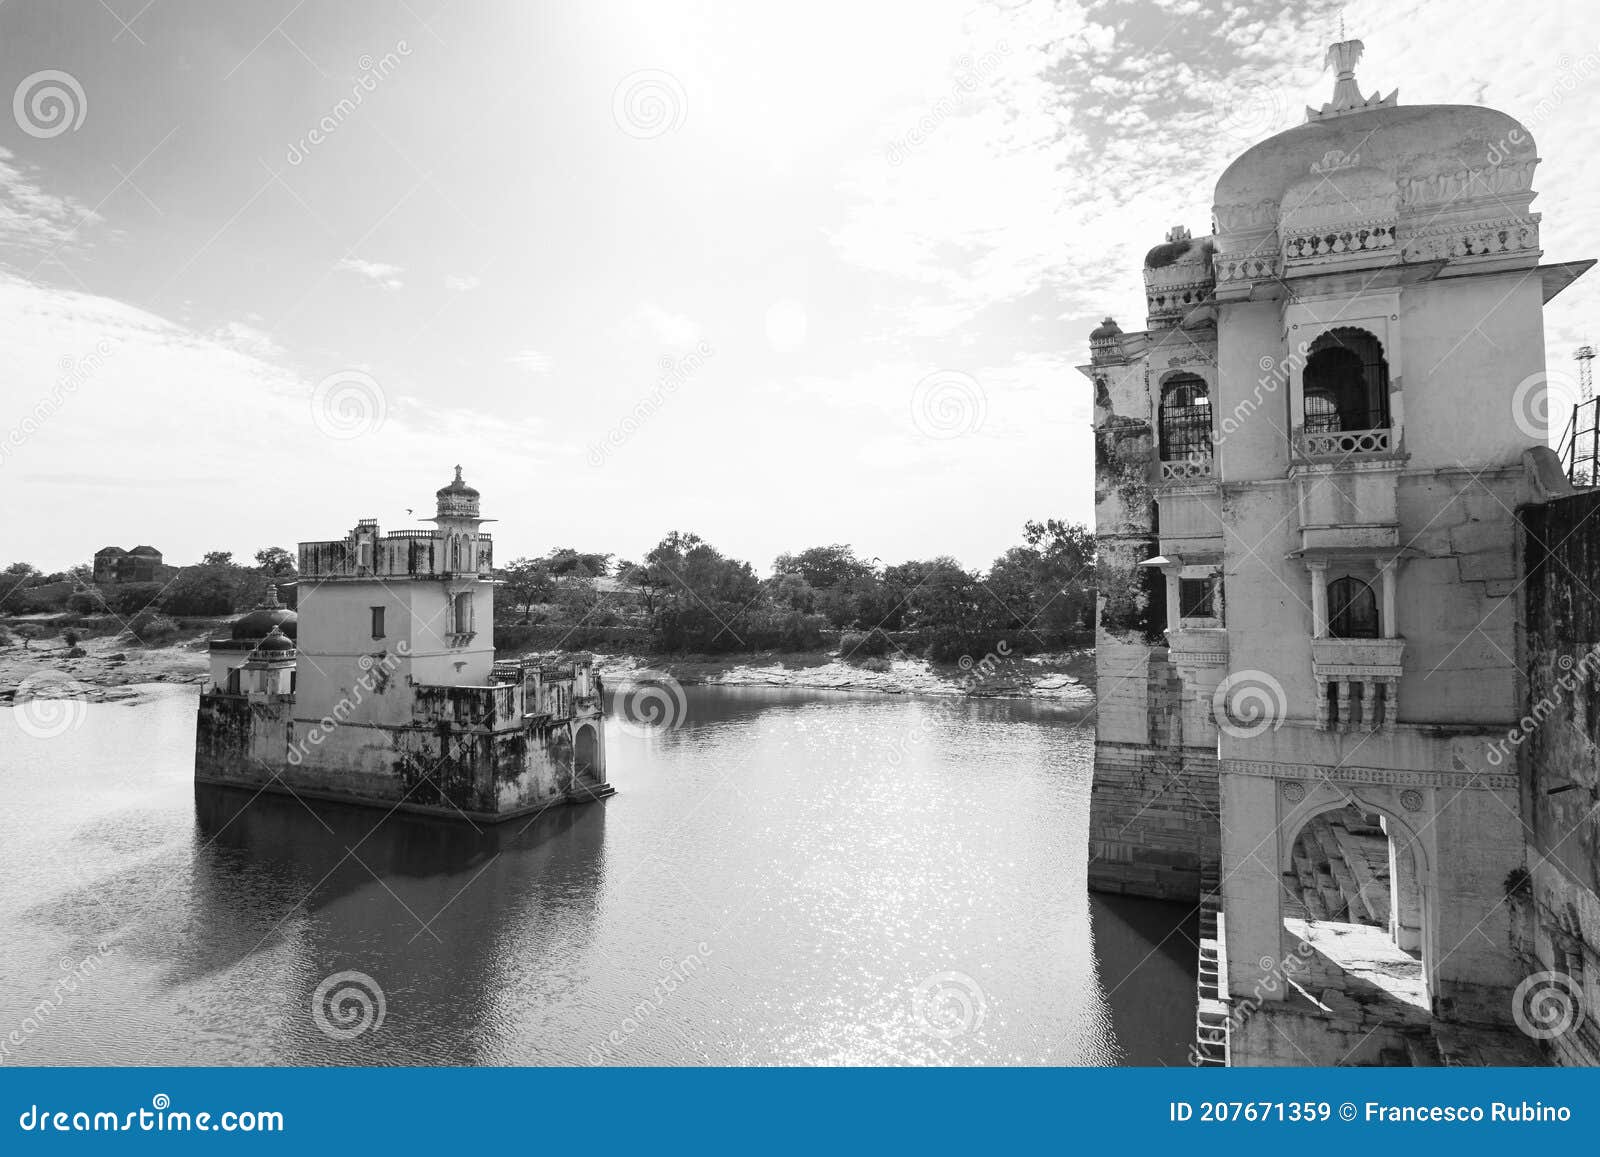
[65, 647, 88, 658]
[107, 653, 127, 661]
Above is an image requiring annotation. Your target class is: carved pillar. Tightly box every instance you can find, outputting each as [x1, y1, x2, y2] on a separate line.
[1336, 679, 1352, 731]
[1308, 560, 1329, 638]
[1316, 676, 1332, 730]
[1382, 676, 1399, 732]
[1163, 564, 1182, 631]
[1380, 561, 1398, 639]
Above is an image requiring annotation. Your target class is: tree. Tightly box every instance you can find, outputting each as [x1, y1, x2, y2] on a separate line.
[544, 547, 612, 578]
[643, 531, 761, 652]
[501, 557, 557, 622]
[201, 550, 234, 566]
[254, 546, 297, 575]
[0, 562, 41, 608]
[771, 544, 874, 590]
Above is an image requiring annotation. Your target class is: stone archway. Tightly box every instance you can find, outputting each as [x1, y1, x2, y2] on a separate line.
[574, 723, 601, 790]
[1274, 784, 1435, 1010]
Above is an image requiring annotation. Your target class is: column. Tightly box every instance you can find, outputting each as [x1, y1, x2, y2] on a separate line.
[1163, 564, 1182, 631]
[1316, 676, 1332, 730]
[1336, 680, 1352, 732]
[1380, 561, 1398, 639]
[1382, 676, 1399, 732]
[1308, 560, 1329, 638]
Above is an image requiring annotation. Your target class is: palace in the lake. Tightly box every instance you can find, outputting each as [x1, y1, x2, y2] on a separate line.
[1083, 39, 1600, 1065]
[194, 467, 610, 820]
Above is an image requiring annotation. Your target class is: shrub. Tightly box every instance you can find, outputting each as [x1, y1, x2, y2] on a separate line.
[63, 630, 79, 648]
[127, 610, 181, 646]
[839, 628, 892, 659]
[109, 583, 165, 616]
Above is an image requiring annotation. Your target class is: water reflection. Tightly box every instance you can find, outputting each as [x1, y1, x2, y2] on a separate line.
[0, 684, 1194, 1065]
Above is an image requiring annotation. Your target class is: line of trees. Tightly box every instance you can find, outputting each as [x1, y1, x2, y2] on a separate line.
[0, 547, 297, 618]
[499, 520, 1095, 661]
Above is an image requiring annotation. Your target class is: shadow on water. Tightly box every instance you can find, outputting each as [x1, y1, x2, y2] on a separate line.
[1090, 893, 1200, 1065]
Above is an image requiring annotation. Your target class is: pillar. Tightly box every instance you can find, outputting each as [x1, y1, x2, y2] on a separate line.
[1308, 560, 1329, 637]
[1380, 561, 1397, 639]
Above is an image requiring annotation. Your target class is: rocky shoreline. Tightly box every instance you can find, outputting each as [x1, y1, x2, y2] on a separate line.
[0, 630, 1096, 706]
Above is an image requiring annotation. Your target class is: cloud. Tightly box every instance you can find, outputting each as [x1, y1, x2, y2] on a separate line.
[628, 302, 702, 349]
[334, 257, 404, 290]
[210, 321, 283, 359]
[444, 274, 480, 292]
[507, 349, 553, 376]
[0, 145, 103, 257]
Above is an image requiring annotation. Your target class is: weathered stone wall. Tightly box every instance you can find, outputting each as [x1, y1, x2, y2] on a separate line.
[1517, 489, 1600, 1065]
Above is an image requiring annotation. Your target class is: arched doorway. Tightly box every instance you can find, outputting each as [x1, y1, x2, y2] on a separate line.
[1278, 796, 1432, 1013]
[574, 723, 601, 790]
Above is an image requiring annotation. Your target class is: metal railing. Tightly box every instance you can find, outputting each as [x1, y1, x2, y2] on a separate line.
[1557, 398, 1599, 487]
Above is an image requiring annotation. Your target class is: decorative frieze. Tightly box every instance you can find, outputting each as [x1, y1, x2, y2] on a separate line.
[1399, 214, 1540, 262]
[1220, 758, 1516, 793]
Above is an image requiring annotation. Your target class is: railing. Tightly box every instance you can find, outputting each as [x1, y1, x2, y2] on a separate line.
[1160, 455, 1213, 482]
[1296, 426, 1393, 458]
[1557, 398, 1599, 487]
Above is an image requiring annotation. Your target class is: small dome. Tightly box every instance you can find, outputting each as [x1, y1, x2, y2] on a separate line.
[231, 587, 298, 640]
[129, 545, 162, 557]
[1089, 316, 1122, 340]
[254, 626, 294, 653]
[436, 465, 479, 499]
[96, 545, 127, 557]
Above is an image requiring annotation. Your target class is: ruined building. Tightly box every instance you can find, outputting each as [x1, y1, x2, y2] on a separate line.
[92, 544, 171, 584]
[1082, 39, 1599, 1064]
[194, 467, 611, 820]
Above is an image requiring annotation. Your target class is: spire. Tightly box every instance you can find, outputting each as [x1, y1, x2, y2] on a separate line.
[1305, 38, 1397, 122]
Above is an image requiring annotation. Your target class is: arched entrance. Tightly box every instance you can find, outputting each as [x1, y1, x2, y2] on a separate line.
[1277, 793, 1433, 1013]
[574, 723, 601, 790]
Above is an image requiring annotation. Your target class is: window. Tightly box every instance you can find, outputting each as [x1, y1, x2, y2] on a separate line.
[1328, 576, 1379, 639]
[1159, 373, 1212, 461]
[453, 592, 472, 635]
[371, 606, 385, 639]
[226, 668, 241, 694]
[1179, 577, 1215, 620]
[1303, 328, 1390, 433]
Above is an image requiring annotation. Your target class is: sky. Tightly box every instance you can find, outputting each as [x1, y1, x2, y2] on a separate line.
[2, 0, 1599, 574]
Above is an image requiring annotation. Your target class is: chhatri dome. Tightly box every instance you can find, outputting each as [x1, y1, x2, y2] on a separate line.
[434, 464, 481, 520]
[230, 585, 298, 641]
[1212, 38, 1539, 273]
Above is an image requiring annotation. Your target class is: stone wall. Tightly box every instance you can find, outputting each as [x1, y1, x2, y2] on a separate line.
[1517, 489, 1600, 1065]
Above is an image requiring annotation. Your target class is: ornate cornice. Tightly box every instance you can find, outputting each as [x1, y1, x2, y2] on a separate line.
[1220, 757, 1515, 792]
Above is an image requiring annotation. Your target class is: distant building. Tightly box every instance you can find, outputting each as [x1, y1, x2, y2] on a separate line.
[92, 544, 170, 584]
[194, 467, 611, 820]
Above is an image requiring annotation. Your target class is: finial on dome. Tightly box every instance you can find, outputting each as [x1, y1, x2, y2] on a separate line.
[1166, 225, 1191, 244]
[1305, 37, 1397, 122]
[453, 464, 463, 482]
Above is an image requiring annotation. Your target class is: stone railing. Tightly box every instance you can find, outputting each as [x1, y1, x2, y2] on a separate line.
[1296, 427, 1393, 459]
[1160, 455, 1214, 483]
[1311, 637, 1405, 733]
[1282, 222, 1395, 263]
[1213, 252, 1278, 285]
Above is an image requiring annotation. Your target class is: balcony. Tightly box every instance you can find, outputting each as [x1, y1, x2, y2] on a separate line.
[1159, 455, 1213, 483]
[1295, 426, 1396, 459]
[1311, 637, 1405, 733]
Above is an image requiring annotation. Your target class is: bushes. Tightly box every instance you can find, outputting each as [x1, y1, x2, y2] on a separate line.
[126, 610, 181, 646]
[838, 628, 892, 659]
[108, 582, 166, 616]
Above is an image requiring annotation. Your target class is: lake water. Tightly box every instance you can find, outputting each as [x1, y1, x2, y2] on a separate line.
[0, 683, 1196, 1065]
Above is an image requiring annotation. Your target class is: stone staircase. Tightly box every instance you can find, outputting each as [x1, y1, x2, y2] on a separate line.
[1193, 863, 1229, 1066]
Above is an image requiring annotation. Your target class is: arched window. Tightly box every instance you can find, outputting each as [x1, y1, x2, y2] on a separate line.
[453, 592, 472, 635]
[450, 536, 461, 572]
[1328, 576, 1379, 639]
[1303, 328, 1390, 433]
[1159, 373, 1211, 461]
